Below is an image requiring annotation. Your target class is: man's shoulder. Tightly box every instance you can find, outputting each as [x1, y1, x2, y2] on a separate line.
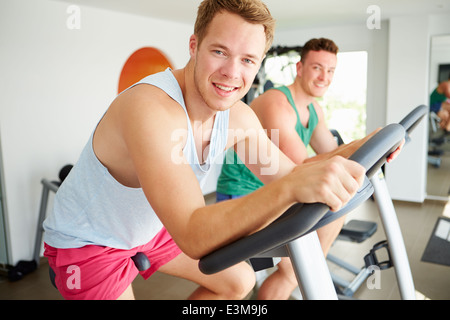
[259, 87, 289, 101]
[251, 88, 294, 119]
[113, 84, 187, 129]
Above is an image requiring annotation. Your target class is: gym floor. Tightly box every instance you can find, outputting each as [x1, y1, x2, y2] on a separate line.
[0, 150, 449, 300]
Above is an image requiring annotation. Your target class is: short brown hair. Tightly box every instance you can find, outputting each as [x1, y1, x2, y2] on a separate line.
[300, 38, 339, 61]
[194, 0, 276, 53]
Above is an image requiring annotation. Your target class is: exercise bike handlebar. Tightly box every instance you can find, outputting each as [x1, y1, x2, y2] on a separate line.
[199, 105, 428, 275]
[358, 104, 427, 178]
[310, 104, 428, 232]
[199, 123, 406, 275]
[398, 105, 428, 136]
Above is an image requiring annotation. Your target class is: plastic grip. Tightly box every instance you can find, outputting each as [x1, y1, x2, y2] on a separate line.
[398, 105, 428, 135]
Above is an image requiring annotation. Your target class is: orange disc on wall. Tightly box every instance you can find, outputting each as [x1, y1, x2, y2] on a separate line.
[118, 47, 174, 93]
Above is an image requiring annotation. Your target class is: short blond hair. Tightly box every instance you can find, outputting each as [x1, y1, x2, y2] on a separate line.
[194, 0, 276, 53]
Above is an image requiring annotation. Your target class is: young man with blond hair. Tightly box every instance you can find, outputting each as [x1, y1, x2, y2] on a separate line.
[43, 1, 387, 300]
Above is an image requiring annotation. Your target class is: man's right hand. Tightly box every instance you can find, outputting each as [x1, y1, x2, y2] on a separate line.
[288, 156, 365, 212]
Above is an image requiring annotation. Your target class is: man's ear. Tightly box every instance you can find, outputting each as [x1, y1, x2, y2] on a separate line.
[296, 60, 303, 77]
[189, 34, 198, 58]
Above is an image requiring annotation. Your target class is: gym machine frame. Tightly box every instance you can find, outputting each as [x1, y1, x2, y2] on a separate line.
[199, 105, 427, 300]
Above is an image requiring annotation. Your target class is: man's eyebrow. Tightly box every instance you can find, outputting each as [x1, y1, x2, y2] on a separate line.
[210, 43, 261, 61]
[209, 43, 229, 52]
[310, 62, 336, 70]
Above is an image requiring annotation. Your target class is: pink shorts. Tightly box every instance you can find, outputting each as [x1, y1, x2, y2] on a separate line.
[44, 227, 182, 300]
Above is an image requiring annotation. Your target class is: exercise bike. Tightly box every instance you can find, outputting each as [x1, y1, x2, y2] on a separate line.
[199, 105, 427, 300]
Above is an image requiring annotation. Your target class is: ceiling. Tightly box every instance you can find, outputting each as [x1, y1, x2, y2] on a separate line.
[56, 0, 450, 29]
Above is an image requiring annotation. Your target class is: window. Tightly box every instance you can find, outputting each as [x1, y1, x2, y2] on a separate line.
[321, 51, 368, 142]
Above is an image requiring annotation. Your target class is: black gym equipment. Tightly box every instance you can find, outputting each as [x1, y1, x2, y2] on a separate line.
[199, 124, 403, 274]
[199, 105, 427, 300]
[34, 106, 427, 299]
[33, 164, 73, 267]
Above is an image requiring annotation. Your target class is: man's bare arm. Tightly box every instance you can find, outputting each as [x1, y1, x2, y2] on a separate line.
[115, 88, 365, 259]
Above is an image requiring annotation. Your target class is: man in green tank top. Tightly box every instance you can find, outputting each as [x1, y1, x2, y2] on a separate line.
[429, 74, 450, 131]
[217, 38, 356, 299]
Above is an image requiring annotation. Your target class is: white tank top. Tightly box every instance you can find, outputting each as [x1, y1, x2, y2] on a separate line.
[43, 69, 230, 249]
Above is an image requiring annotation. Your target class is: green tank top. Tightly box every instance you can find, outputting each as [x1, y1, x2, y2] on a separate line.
[216, 86, 319, 196]
[430, 88, 446, 105]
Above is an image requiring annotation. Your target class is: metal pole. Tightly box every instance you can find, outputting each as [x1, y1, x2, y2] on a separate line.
[370, 169, 416, 300]
[287, 231, 338, 300]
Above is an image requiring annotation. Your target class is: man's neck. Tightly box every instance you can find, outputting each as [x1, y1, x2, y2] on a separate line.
[289, 80, 315, 109]
[173, 63, 218, 124]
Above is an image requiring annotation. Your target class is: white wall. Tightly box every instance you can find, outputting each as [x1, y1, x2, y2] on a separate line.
[385, 14, 450, 202]
[0, 0, 192, 264]
[384, 16, 430, 202]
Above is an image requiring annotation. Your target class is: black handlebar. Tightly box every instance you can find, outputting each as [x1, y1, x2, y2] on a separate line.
[199, 124, 405, 274]
[199, 106, 427, 275]
[399, 105, 428, 136]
